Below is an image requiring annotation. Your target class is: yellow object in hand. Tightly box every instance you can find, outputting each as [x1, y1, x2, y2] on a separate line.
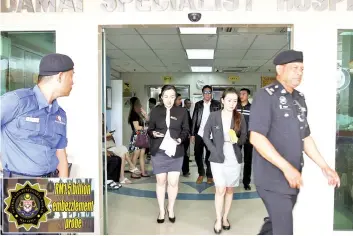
[228, 129, 238, 144]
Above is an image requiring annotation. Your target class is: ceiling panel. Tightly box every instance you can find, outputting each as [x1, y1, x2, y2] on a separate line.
[106, 49, 131, 60]
[142, 35, 183, 49]
[144, 66, 168, 72]
[105, 28, 138, 35]
[106, 40, 117, 50]
[134, 58, 165, 67]
[251, 35, 288, 50]
[181, 35, 217, 49]
[106, 27, 288, 72]
[238, 59, 267, 67]
[108, 35, 149, 49]
[215, 50, 247, 59]
[214, 59, 241, 67]
[217, 35, 256, 49]
[154, 49, 187, 59]
[243, 50, 279, 60]
[122, 49, 156, 59]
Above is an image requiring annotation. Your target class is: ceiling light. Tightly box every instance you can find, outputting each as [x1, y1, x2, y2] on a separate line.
[186, 49, 214, 59]
[179, 27, 217, 34]
[191, 66, 213, 72]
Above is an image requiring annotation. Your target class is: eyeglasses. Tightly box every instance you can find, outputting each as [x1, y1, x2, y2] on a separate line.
[203, 91, 212, 94]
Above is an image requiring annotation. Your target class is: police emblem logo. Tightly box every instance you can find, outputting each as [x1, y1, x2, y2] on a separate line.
[4, 181, 51, 231]
[57, 116, 61, 122]
[279, 96, 287, 104]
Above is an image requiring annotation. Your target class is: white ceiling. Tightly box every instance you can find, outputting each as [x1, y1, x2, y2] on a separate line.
[106, 27, 290, 75]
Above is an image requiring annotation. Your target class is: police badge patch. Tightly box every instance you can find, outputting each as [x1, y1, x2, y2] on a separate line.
[4, 181, 51, 231]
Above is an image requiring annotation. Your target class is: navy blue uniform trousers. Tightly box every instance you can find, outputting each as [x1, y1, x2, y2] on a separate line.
[257, 187, 298, 235]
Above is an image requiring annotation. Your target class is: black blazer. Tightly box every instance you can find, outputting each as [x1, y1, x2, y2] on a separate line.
[191, 99, 221, 136]
[147, 105, 190, 157]
[203, 110, 247, 164]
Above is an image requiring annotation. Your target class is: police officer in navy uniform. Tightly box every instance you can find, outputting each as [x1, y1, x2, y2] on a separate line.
[237, 88, 253, 190]
[249, 50, 340, 235]
[0, 53, 74, 178]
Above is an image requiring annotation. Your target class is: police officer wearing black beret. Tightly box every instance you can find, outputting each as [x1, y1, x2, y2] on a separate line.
[248, 50, 340, 235]
[1, 53, 74, 178]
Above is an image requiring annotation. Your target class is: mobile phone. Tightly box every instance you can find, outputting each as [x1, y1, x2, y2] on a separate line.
[109, 130, 115, 133]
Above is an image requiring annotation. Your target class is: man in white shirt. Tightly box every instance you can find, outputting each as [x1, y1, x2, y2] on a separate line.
[191, 85, 221, 184]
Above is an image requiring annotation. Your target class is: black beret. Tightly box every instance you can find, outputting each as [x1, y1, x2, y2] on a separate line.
[273, 50, 303, 65]
[39, 53, 74, 76]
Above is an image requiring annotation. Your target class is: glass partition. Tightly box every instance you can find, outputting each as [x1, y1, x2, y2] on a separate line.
[0, 31, 56, 95]
[334, 29, 353, 231]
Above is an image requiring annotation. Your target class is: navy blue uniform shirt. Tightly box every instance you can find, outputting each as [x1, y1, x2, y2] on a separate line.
[0, 85, 67, 176]
[249, 81, 310, 195]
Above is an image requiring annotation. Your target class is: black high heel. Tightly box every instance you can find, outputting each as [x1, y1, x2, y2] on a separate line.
[214, 220, 222, 234]
[222, 219, 231, 230]
[167, 209, 176, 223]
[157, 211, 165, 224]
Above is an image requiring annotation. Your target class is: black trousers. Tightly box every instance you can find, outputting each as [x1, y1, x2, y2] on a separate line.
[257, 187, 298, 235]
[182, 138, 190, 174]
[194, 134, 212, 178]
[241, 142, 253, 186]
[107, 156, 122, 182]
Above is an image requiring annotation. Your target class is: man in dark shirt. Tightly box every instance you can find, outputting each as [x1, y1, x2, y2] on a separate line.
[249, 50, 340, 235]
[237, 88, 252, 190]
[182, 98, 193, 176]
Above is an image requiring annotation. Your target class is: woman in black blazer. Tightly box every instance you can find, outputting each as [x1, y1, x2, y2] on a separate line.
[147, 85, 190, 224]
[203, 87, 247, 234]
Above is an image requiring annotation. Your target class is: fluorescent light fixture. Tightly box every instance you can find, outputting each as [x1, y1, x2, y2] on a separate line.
[186, 49, 214, 59]
[191, 66, 213, 72]
[179, 27, 217, 34]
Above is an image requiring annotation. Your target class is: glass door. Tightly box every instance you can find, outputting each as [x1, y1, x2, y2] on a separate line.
[101, 28, 109, 235]
[334, 29, 353, 231]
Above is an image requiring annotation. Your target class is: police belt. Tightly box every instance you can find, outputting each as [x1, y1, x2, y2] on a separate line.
[2, 169, 59, 178]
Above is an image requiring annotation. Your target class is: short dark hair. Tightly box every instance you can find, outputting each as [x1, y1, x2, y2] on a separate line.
[184, 98, 191, 103]
[202, 85, 212, 93]
[148, 98, 157, 104]
[177, 93, 181, 97]
[240, 88, 250, 95]
[161, 85, 177, 97]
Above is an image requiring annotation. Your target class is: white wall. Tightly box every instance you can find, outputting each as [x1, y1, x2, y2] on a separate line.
[1, 0, 352, 234]
[120, 72, 275, 146]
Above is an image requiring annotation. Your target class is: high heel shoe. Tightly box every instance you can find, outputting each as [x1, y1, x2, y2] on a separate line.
[167, 209, 176, 223]
[214, 220, 222, 234]
[157, 211, 165, 224]
[222, 219, 231, 230]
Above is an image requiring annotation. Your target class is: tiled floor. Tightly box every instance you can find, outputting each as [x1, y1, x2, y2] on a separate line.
[106, 159, 267, 235]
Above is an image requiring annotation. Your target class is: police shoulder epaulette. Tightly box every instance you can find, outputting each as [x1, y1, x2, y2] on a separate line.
[14, 88, 34, 99]
[264, 84, 278, 96]
[294, 89, 305, 98]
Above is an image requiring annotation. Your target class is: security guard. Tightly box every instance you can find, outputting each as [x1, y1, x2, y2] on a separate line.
[0, 53, 74, 178]
[249, 50, 340, 235]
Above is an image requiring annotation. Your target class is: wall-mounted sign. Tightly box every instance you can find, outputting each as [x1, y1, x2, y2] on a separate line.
[228, 75, 240, 83]
[261, 76, 276, 87]
[123, 82, 130, 92]
[1, 0, 83, 13]
[163, 76, 172, 84]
